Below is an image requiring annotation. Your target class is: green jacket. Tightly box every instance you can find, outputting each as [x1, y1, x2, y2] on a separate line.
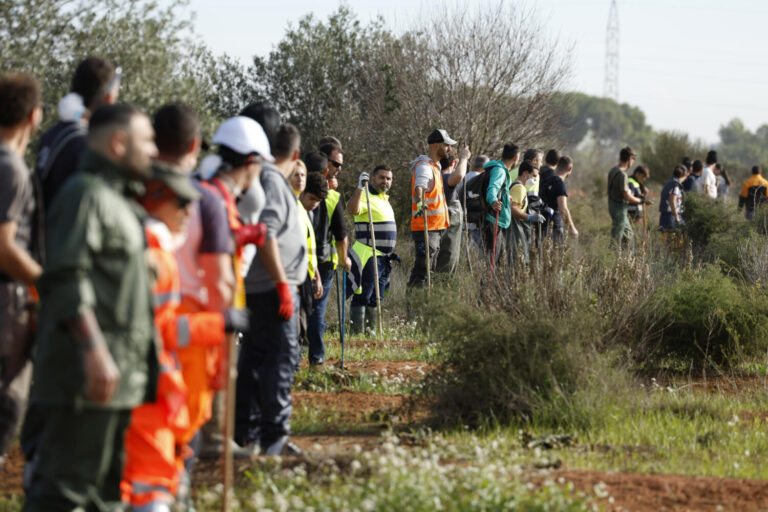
[31, 150, 158, 409]
[484, 160, 511, 229]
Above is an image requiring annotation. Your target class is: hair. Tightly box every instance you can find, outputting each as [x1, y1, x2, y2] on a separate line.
[440, 157, 456, 170]
[272, 123, 301, 160]
[518, 160, 534, 178]
[682, 157, 692, 168]
[545, 149, 560, 166]
[304, 170, 329, 200]
[152, 103, 199, 158]
[523, 148, 540, 163]
[556, 155, 573, 172]
[71, 56, 117, 110]
[502, 143, 520, 161]
[88, 103, 140, 141]
[373, 164, 392, 176]
[633, 164, 649, 178]
[716, 163, 732, 186]
[239, 101, 281, 150]
[0, 72, 41, 127]
[692, 159, 703, 173]
[706, 150, 718, 165]
[318, 136, 343, 152]
[218, 145, 252, 168]
[752, 165, 762, 175]
[474, 155, 489, 169]
[304, 151, 328, 174]
[673, 165, 686, 179]
[619, 146, 636, 162]
[319, 142, 343, 157]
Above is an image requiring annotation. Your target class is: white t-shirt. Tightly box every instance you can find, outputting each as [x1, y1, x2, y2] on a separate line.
[697, 167, 717, 199]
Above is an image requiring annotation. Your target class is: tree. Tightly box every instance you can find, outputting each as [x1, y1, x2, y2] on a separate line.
[640, 130, 706, 183]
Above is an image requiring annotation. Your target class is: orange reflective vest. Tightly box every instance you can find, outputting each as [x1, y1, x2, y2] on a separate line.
[411, 159, 449, 231]
[122, 225, 226, 508]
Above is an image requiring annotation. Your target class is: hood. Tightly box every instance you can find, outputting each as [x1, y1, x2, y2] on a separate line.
[409, 154, 433, 170]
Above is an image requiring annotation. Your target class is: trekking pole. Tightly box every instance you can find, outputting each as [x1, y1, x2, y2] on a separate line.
[221, 331, 237, 512]
[363, 181, 384, 341]
[422, 192, 431, 292]
[490, 208, 500, 281]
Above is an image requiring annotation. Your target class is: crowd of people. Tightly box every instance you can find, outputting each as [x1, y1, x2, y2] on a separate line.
[3, 56, 768, 512]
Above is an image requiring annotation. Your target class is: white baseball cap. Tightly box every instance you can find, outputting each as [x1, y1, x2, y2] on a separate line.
[212, 116, 275, 163]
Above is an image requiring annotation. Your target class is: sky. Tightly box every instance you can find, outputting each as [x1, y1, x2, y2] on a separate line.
[178, 0, 768, 145]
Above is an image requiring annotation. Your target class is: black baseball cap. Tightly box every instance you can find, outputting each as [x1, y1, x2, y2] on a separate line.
[427, 129, 457, 145]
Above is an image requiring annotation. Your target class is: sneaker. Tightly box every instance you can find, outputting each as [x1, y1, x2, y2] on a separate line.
[309, 359, 324, 367]
[198, 438, 258, 460]
[262, 436, 303, 456]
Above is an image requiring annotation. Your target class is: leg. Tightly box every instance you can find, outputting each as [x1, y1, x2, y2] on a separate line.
[408, 231, 428, 287]
[234, 293, 268, 446]
[306, 264, 335, 364]
[434, 200, 463, 273]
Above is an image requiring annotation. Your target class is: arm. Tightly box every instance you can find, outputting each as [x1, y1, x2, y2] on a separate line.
[485, 168, 504, 212]
[510, 202, 528, 221]
[199, 253, 235, 311]
[66, 308, 120, 404]
[0, 221, 42, 284]
[258, 237, 288, 284]
[336, 237, 350, 272]
[557, 196, 578, 237]
[622, 189, 643, 204]
[669, 192, 681, 222]
[347, 187, 363, 215]
[414, 186, 425, 212]
[447, 147, 471, 187]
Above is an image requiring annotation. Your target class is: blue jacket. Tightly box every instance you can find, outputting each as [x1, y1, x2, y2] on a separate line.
[484, 160, 511, 229]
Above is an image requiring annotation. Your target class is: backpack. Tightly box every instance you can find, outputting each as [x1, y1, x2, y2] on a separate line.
[461, 173, 488, 224]
[747, 185, 768, 211]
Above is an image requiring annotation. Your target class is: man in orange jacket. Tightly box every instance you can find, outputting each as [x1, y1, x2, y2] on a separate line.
[121, 165, 251, 512]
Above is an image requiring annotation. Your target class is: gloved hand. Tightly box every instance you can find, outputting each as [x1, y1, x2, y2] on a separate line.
[235, 223, 267, 248]
[223, 308, 250, 333]
[542, 207, 555, 220]
[357, 172, 370, 189]
[527, 213, 545, 223]
[389, 253, 402, 263]
[415, 201, 426, 217]
[275, 282, 294, 321]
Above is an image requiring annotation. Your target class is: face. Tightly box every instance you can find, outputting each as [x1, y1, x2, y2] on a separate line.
[373, 170, 393, 193]
[300, 192, 323, 212]
[291, 162, 306, 193]
[243, 158, 262, 192]
[152, 196, 192, 234]
[121, 114, 158, 178]
[437, 143, 451, 160]
[325, 149, 343, 179]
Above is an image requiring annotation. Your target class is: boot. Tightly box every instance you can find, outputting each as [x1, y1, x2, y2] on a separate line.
[365, 306, 378, 336]
[350, 306, 365, 335]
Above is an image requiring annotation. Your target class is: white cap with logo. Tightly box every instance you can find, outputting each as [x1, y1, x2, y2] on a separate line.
[212, 116, 275, 163]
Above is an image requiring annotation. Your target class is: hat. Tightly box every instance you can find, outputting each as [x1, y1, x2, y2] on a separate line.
[212, 116, 275, 163]
[427, 129, 457, 145]
[147, 163, 201, 202]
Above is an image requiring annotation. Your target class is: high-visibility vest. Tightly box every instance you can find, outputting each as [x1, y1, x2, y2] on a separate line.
[324, 189, 341, 267]
[354, 188, 396, 255]
[298, 196, 318, 279]
[411, 159, 449, 232]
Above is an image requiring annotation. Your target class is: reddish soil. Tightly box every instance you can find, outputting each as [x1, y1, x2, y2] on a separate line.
[0, 445, 24, 498]
[646, 374, 768, 395]
[545, 469, 768, 512]
[298, 359, 434, 381]
[293, 389, 428, 423]
[324, 338, 420, 350]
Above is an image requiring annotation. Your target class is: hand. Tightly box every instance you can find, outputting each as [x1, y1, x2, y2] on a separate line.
[645, 198, 654, 205]
[491, 201, 502, 212]
[275, 282, 294, 321]
[83, 345, 120, 404]
[223, 308, 250, 333]
[235, 223, 267, 248]
[415, 201, 426, 217]
[527, 213, 545, 223]
[357, 172, 370, 189]
[543, 207, 555, 220]
[569, 226, 579, 238]
[459, 145, 471, 160]
[313, 277, 323, 299]
[389, 253, 402, 263]
[343, 256, 352, 273]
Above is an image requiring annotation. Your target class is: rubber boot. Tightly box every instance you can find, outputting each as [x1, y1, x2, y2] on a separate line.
[365, 306, 378, 336]
[350, 306, 365, 336]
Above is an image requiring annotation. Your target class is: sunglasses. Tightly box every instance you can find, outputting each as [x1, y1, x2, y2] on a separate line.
[176, 197, 191, 209]
[330, 160, 342, 169]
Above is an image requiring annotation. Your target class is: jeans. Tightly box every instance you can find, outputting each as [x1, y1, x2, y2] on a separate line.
[307, 263, 335, 364]
[350, 256, 391, 307]
[407, 229, 444, 287]
[234, 287, 300, 448]
[434, 200, 463, 273]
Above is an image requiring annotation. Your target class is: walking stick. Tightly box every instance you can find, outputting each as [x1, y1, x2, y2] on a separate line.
[335, 268, 344, 369]
[363, 181, 384, 341]
[490, 208, 500, 281]
[422, 192, 431, 292]
[341, 271, 346, 369]
[642, 200, 648, 238]
[463, 175, 473, 274]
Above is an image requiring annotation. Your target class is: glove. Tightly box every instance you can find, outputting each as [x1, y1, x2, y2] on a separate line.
[389, 253, 402, 263]
[542, 207, 555, 220]
[275, 282, 294, 321]
[235, 223, 267, 248]
[223, 308, 249, 333]
[415, 200, 426, 217]
[527, 213, 545, 223]
[357, 172, 370, 189]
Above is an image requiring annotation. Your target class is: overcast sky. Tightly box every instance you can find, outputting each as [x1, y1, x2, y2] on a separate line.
[179, 0, 768, 145]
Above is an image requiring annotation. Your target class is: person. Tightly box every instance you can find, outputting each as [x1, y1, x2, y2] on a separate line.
[539, 149, 559, 182]
[682, 158, 700, 192]
[346, 165, 396, 335]
[687, 160, 704, 193]
[738, 165, 768, 220]
[24, 104, 159, 511]
[459, 155, 489, 250]
[508, 161, 545, 265]
[607, 146, 644, 247]
[541, 155, 578, 244]
[483, 144, 520, 265]
[714, 163, 731, 201]
[659, 165, 686, 231]
[317, 136, 344, 191]
[408, 129, 455, 287]
[0, 73, 43, 466]
[35, 56, 120, 209]
[235, 122, 307, 456]
[627, 165, 650, 224]
[435, 146, 471, 274]
[121, 165, 250, 512]
[521, 148, 543, 193]
[305, 147, 350, 366]
[698, 150, 718, 199]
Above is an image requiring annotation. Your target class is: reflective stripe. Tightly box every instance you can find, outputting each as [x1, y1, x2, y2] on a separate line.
[153, 291, 181, 308]
[354, 221, 397, 255]
[410, 158, 449, 231]
[131, 481, 173, 495]
[412, 196, 439, 206]
[177, 316, 190, 348]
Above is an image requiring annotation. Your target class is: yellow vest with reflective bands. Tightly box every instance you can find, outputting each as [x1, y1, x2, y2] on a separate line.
[297, 197, 317, 279]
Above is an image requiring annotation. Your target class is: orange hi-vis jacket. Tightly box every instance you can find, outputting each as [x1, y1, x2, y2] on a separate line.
[122, 223, 226, 508]
[411, 158, 449, 232]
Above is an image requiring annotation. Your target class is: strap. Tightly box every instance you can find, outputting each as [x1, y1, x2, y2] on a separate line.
[37, 122, 87, 184]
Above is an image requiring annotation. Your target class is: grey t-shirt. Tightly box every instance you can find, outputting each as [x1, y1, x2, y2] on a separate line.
[0, 142, 36, 279]
[244, 165, 308, 293]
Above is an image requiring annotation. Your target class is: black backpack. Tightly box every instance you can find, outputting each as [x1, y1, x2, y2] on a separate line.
[461, 169, 506, 225]
[747, 185, 768, 211]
